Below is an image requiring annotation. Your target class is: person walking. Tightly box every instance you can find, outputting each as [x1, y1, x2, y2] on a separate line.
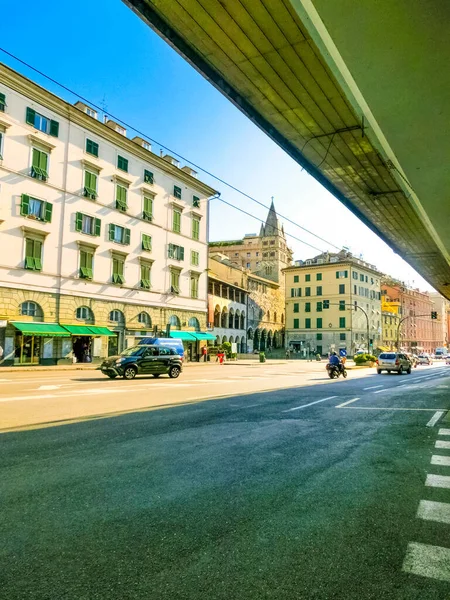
[217, 350, 225, 365]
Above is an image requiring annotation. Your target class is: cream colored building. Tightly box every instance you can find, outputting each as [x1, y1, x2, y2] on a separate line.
[284, 251, 382, 356]
[0, 63, 217, 365]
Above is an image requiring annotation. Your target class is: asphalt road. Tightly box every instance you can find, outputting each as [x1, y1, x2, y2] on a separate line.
[2, 363, 450, 599]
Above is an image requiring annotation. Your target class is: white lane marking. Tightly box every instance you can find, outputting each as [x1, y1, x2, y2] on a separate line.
[37, 385, 61, 391]
[363, 385, 383, 390]
[426, 474, 450, 489]
[417, 500, 450, 524]
[435, 440, 450, 449]
[403, 542, 450, 581]
[283, 396, 337, 412]
[431, 455, 450, 466]
[341, 407, 442, 411]
[438, 429, 450, 436]
[426, 411, 445, 427]
[373, 388, 396, 394]
[335, 397, 360, 408]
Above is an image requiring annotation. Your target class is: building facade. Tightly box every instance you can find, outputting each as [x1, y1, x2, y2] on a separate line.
[208, 200, 293, 283]
[429, 292, 449, 351]
[0, 64, 217, 365]
[284, 251, 382, 356]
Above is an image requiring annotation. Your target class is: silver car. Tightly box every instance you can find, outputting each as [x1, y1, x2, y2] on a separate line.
[377, 352, 412, 375]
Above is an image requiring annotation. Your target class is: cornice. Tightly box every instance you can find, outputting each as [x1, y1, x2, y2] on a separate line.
[0, 62, 217, 197]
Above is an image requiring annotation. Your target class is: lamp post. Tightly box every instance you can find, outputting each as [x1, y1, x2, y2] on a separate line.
[353, 304, 370, 353]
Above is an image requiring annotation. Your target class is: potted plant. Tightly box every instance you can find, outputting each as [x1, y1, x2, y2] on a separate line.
[259, 351, 266, 363]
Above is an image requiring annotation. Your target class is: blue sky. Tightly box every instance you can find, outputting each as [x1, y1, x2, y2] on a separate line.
[0, 0, 433, 290]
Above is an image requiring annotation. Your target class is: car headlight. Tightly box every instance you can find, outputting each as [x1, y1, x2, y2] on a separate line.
[115, 359, 124, 365]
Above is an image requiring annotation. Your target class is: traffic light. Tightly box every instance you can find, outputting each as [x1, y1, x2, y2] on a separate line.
[323, 300, 330, 309]
[431, 311, 437, 320]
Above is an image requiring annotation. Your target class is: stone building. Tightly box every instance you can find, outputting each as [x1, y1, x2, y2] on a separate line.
[0, 64, 217, 365]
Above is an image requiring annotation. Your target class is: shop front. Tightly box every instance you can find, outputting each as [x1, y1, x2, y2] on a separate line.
[169, 331, 216, 361]
[62, 325, 116, 363]
[11, 322, 71, 365]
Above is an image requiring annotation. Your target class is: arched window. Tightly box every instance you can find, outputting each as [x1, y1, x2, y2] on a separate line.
[109, 310, 124, 324]
[75, 306, 94, 322]
[240, 312, 245, 330]
[20, 301, 43, 318]
[169, 315, 181, 329]
[221, 308, 228, 328]
[137, 312, 151, 327]
[214, 306, 221, 327]
[247, 327, 253, 340]
[188, 317, 200, 331]
[229, 308, 234, 329]
[234, 310, 240, 329]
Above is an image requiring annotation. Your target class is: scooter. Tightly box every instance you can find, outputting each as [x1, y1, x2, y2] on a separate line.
[326, 363, 347, 379]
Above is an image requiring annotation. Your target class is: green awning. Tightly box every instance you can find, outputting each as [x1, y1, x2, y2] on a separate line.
[169, 331, 196, 341]
[63, 325, 95, 335]
[87, 326, 116, 337]
[190, 332, 217, 341]
[11, 322, 70, 337]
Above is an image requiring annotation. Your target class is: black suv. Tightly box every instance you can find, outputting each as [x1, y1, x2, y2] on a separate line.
[100, 345, 183, 380]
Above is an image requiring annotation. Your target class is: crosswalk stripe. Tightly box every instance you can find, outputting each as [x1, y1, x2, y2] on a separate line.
[438, 428, 450, 436]
[417, 500, 450, 524]
[426, 474, 450, 489]
[431, 455, 450, 466]
[403, 542, 450, 581]
[435, 440, 450, 449]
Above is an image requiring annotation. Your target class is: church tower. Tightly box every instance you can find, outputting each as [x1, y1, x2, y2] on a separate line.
[254, 199, 292, 284]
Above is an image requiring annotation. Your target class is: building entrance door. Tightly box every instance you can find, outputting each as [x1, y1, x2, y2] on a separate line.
[15, 334, 41, 364]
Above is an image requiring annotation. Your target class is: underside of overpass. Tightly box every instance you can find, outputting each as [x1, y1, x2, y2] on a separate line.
[123, 0, 450, 299]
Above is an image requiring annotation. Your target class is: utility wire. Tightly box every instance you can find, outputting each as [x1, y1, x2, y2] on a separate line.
[0, 47, 342, 252]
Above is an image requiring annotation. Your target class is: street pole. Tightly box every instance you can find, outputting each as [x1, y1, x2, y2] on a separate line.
[396, 314, 432, 351]
[353, 305, 370, 354]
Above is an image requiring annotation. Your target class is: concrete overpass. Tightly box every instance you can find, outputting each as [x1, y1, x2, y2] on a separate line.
[123, 0, 450, 298]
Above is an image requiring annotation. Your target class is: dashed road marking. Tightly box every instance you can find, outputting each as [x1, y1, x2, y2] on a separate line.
[403, 542, 450, 582]
[283, 396, 337, 412]
[431, 455, 450, 467]
[426, 411, 445, 427]
[417, 500, 450, 524]
[438, 429, 450, 436]
[363, 385, 383, 390]
[426, 474, 450, 489]
[335, 397, 360, 408]
[37, 385, 61, 391]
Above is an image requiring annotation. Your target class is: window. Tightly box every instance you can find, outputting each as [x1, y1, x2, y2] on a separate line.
[354, 285, 357, 294]
[316, 318, 322, 329]
[290, 288, 301, 297]
[191, 250, 199, 266]
[339, 284, 345, 294]
[168, 243, 184, 261]
[193, 195, 200, 208]
[293, 303, 299, 313]
[305, 287, 311, 296]
[316, 333, 322, 341]
[76, 306, 92, 321]
[173, 185, 182, 199]
[83, 171, 97, 199]
[263, 241, 268, 246]
[20, 195, 52, 222]
[246, 262, 251, 268]
[339, 317, 346, 328]
[75, 212, 100, 236]
[340, 333, 346, 341]
[305, 274, 311, 282]
[246, 252, 251, 257]
[109, 224, 130, 245]
[316, 301, 322, 312]
[316, 273, 322, 281]
[26, 107, 59, 137]
[117, 155, 128, 172]
[173, 208, 181, 233]
[169, 315, 181, 328]
[86, 139, 99, 157]
[270, 240, 275, 245]
[305, 302, 311, 312]
[263, 252, 268, 258]
[142, 233, 152, 251]
[79, 248, 93, 279]
[144, 169, 153, 184]
[143, 196, 153, 221]
[24, 238, 42, 271]
[21, 301, 42, 317]
[270, 252, 275, 257]
[339, 300, 346, 311]
[140, 262, 152, 289]
[192, 216, 200, 240]
[305, 318, 311, 329]
[336, 270, 348, 279]
[0, 131, 3, 159]
[353, 271, 358, 280]
[190, 274, 199, 299]
[316, 286, 322, 296]
[170, 269, 181, 294]
[109, 310, 124, 323]
[294, 275, 299, 283]
[293, 318, 299, 329]
[112, 255, 125, 284]
[138, 312, 151, 326]
[116, 184, 127, 211]
[0, 92, 5, 112]
[31, 148, 48, 181]
[360, 274, 364, 282]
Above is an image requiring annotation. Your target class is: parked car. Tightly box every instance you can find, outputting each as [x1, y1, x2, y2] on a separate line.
[417, 354, 433, 366]
[377, 352, 412, 375]
[100, 345, 183, 380]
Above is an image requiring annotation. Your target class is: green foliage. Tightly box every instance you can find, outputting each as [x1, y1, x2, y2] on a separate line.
[259, 351, 266, 363]
[354, 353, 376, 364]
[222, 341, 232, 358]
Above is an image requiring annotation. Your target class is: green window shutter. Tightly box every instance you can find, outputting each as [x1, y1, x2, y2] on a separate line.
[192, 218, 200, 240]
[173, 210, 181, 232]
[34, 241, 42, 270]
[294, 275, 299, 283]
[75, 212, 83, 232]
[20, 194, 30, 216]
[25, 256, 35, 270]
[124, 228, 131, 245]
[94, 218, 101, 236]
[142, 234, 152, 251]
[32, 148, 40, 169]
[0, 92, 5, 109]
[109, 223, 115, 241]
[174, 185, 182, 199]
[44, 202, 53, 223]
[305, 274, 310, 282]
[118, 156, 128, 172]
[86, 139, 99, 157]
[317, 333, 322, 341]
[144, 169, 153, 184]
[179, 246, 184, 261]
[317, 318, 322, 329]
[143, 196, 153, 220]
[193, 196, 200, 208]
[317, 273, 322, 281]
[26, 107, 36, 126]
[336, 272, 339, 279]
[305, 302, 310, 312]
[317, 302, 322, 312]
[345, 270, 348, 278]
[305, 319, 311, 329]
[340, 317, 346, 328]
[293, 303, 299, 313]
[49, 120, 59, 137]
[39, 150, 48, 173]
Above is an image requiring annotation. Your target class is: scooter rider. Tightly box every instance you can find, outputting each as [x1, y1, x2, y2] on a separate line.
[329, 351, 344, 374]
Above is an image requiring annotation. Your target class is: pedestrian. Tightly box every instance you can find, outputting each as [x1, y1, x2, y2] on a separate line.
[217, 350, 225, 365]
[202, 346, 207, 362]
[285, 348, 290, 360]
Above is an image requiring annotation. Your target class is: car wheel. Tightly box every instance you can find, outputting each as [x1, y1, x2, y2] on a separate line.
[398, 366, 403, 375]
[169, 366, 181, 379]
[153, 373, 160, 378]
[123, 366, 137, 380]
[107, 374, 117, 379]
[377, 369, 382, 375]
[407, 367, 412, 374]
